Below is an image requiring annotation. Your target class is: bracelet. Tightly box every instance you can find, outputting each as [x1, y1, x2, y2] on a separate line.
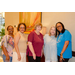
[60, 53, 63, 56]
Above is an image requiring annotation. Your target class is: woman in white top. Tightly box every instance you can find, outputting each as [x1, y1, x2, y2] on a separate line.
[44, 26, 57, 62]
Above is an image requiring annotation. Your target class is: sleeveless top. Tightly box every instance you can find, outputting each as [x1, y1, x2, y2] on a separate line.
[13, 31, 27, 53]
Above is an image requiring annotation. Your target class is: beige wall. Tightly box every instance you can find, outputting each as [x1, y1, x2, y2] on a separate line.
[5, 12, 75, 51]
[42, 12, 75, 62]
[5, 12, 75, 61]
[5, 12, 19, 34]
[42, 12, 75, 51]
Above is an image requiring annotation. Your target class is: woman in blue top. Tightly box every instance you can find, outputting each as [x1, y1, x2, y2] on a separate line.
[56, 22, 72, 62]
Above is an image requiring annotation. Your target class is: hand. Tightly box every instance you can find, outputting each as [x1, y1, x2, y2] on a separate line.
[41, 49, 44, 57]
[18, 54, 21, 61]
[60, 55, 64, 62]
[5, 55, 10, 62]
[32, 53, 36, 60]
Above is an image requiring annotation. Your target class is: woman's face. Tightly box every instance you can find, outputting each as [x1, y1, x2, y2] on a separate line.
[8, 26, 14, 34]
[50, 27, 56, 36]
[19, 24, 25, 33]
[56, 23, 63, 32]
[36, 25, 42, 32]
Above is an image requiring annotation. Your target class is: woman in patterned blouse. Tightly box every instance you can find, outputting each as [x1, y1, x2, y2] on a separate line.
[1, 25, 14, 62]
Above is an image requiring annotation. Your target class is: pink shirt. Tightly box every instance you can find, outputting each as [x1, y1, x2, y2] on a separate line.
[27, 31, 44, 57]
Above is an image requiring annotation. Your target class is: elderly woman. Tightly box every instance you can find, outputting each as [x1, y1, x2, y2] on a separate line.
[13, 23, 27, 62]
[56, 22, 72, 62]
[44, 26, 57, 62]
[26, 23, 44, 62]
[1, 25, 14, 62]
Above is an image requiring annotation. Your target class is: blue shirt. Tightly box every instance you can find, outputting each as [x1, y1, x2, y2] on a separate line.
[57, 30, 72, 58]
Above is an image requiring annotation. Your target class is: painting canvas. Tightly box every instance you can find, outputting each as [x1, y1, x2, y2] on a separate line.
[19, 12, 41, 34]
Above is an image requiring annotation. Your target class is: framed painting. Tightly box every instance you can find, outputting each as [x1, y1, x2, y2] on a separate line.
[19, 12, 41, 34]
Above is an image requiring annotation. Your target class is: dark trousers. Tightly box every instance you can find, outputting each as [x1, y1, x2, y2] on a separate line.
[27, 56, 41, 62]
[58, 56, 69, 62]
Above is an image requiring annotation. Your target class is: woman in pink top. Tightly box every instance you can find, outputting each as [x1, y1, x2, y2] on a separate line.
[27, 23, 44, 62]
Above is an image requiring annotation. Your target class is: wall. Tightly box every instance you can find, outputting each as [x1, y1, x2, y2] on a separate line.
[42, 12, 75, 62]
[5, 12, 75, 62]
[5, 12, 19, 34]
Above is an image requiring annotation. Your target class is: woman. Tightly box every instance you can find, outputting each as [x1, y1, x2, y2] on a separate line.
[1, 25, 14, 62]
[13, 23, 27, 62]
[26, 23, 44, 62]
[44, 26, 57, 62]
[56, 22, 72, 62]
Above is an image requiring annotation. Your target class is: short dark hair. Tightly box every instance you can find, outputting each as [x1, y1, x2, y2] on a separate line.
[17, 23, 26, 31]
[7, 25, 13, 31]
[56, 22, 65, 36]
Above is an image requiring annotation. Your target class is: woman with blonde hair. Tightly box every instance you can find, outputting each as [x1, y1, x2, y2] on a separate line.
[44, 25, 57, 62]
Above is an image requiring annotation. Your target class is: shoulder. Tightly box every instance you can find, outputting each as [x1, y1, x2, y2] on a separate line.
[44, 34, 49, 37]
[64, 30, 71, 35]
[16, 32, 20, 35]
[30, 31, 34, 34]
[2, 34, 9, 39]
[14, 32, 20, 38]
[40, 32, 43, 36]
[44, 34, 49, 38]
[28, 31, 34, 38]
[1, 35, 9, 43]
[4, 34, 9, 37]
[29, 31, 34, 36]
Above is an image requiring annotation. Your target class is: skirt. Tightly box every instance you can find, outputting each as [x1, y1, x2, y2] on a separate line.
[12, 52, 26, 62]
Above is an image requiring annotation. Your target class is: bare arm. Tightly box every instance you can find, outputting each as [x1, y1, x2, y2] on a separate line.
[61, 41, 69, 54]
[60, 41, 69, 61]
[28, 42, 36, 60]
[1, 45, 10, 61]
[14, 33, 21, 61]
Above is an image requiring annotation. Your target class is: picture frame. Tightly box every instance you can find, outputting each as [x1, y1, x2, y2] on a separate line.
[19, 12, 41, 34]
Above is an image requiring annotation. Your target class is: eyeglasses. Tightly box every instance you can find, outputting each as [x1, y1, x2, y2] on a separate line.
[19, 27, 25, 29]
[56, 25, 61, 28]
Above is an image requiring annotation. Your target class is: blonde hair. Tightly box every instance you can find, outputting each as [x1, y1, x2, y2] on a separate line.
[34, 23, 42, 30]
[49, 25, 57, 37]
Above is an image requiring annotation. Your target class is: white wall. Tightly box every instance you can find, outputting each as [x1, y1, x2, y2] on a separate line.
[42, 12, 75, 62]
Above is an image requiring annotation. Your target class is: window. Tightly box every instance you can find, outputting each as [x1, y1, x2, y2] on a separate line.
[0, 12, 5, 56]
